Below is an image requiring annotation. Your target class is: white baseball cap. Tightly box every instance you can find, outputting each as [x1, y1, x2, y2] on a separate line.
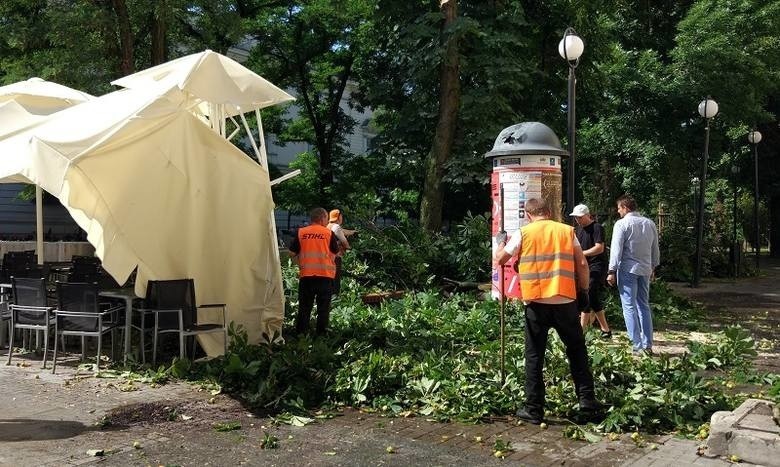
[569, 204, 590, 217]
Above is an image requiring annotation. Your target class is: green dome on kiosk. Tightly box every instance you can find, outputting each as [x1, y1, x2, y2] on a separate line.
[485, 122, 568, 158]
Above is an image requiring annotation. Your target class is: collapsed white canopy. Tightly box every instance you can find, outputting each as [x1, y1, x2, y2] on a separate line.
[0, 79, 94, 263]
[0, 77, 93, 115]
[0, 100, 46, 183]
[112, 50, 294, 117]
[2, 84, 285, 351]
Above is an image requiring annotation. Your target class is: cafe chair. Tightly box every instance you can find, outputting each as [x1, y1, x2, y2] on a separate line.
[139, 279, 227, 365]
[51, 282, 122, 373]
[6, 277, 55, 368]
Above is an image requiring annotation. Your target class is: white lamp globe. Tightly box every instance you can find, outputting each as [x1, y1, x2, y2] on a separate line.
[558, 34, 584, 61]
[697, 99, 719, 119]
[748, 130, 762, 144]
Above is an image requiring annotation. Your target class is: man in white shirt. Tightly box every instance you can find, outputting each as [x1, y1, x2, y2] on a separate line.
[327, 209, 354, 295]
[606, 195, 660, 355]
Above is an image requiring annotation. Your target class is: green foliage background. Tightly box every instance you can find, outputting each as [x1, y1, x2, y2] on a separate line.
[2, 0, 779, 272]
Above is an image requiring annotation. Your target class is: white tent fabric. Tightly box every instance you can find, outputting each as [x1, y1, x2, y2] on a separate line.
[0, 100, 46, 183]
[111, 49, 295, 350]
[1, 84, 285, 352]
[0, 80, 93, 263]
[0, 77, 93, 115]
[112, 50, 294, 117]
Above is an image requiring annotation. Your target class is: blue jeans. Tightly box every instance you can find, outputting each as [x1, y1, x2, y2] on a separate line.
[617, 270, 653, 351]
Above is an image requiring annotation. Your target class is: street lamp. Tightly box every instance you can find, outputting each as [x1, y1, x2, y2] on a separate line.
[748, 129, 762, 272]
[731, 165, 740, 277]
[559, 28, 584, 214]
[692, 98, 718, 288]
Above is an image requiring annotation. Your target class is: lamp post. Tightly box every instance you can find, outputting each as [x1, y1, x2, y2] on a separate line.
[559, 28, 584, 214]
[692, 98, 718, 288]
[748, 129, 762, 272]
[731, 165, 740, 277]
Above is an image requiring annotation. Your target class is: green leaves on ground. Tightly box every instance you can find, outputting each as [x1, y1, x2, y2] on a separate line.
[179, 274, 765, 434]
[213, 421, 242, 432]
[260, 432, 279, 449]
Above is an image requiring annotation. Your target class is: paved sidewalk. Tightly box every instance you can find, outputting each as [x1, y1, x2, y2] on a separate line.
[670, 256, 780, 374]
[0, 361, 733, 467]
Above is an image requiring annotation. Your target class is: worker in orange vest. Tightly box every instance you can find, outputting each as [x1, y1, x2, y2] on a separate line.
[494, 197, 603, 425]
[288, 207, 341, 334]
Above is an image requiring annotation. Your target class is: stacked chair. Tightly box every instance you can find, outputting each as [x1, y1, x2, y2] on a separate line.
[1, 251, 38, 283]
[67, 255, 101, 282]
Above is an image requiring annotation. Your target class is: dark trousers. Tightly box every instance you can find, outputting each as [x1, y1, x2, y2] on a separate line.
[333, 256, 343, 295]
[524, 300, 596, 416]
[296, 276, 334, 334]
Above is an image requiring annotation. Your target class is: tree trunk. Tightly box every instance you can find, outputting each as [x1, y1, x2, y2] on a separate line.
[296, 51, 353, 203]
[151, 0, 167, 65]
[419, 0, 461, 232]
[111, 0, 134, 75]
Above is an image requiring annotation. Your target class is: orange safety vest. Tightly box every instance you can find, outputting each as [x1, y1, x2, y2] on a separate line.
[296, 224, 337, 279]
[518, 219, 577, 301]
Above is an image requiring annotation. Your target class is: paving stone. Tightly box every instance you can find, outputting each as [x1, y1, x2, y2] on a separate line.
[707, 398, 779, 466]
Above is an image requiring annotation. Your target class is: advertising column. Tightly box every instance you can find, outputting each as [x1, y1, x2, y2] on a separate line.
[485, 123, 568, 301]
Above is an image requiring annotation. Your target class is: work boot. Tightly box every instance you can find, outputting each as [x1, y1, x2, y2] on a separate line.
[515, 407, 543, 425]
[576, 400, 606, 423]
[579, 400, 605, 412]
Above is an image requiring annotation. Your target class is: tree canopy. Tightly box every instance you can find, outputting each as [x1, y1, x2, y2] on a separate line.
[1, 0, 778, 268]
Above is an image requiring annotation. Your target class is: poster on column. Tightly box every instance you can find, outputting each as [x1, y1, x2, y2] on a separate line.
[491, 170, 543, 300]
[490, 154, 562, 300]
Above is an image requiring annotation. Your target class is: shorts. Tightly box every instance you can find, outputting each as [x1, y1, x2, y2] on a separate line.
[584, 270, 604, 312]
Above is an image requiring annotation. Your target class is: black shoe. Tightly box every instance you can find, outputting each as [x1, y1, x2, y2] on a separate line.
[515, 408, 543, 425]
[600, 330, 612, 339]
[577, 400, 606, 423]
[579, 400, 605, 412]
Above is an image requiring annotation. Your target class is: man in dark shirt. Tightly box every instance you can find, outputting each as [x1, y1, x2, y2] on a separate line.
[570, 204, 612, 338]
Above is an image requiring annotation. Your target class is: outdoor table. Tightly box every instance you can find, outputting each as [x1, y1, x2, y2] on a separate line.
[99, 288, 139, 363]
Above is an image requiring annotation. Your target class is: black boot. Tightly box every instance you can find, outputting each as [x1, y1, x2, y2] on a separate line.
[515, 407, 543, 425]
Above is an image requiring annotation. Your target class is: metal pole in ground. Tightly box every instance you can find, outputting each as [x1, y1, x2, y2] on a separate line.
[753, 141, 760, 272]
[693, 98, 718, 288]
[499, 184, 506, 385]
[731, 165, 740, 278]
[748, 130, 762, 273]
